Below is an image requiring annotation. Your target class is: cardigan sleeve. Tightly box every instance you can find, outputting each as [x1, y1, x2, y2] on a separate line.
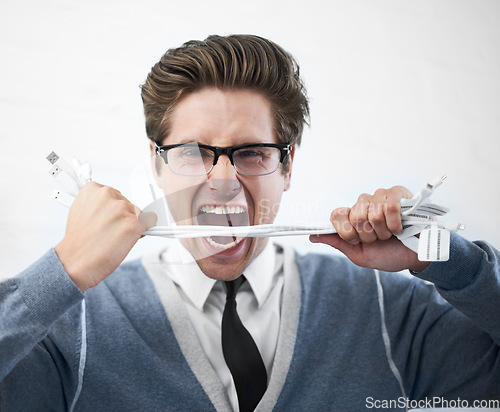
[0, 249, 84, 381]
[415, 232, 500, 345]
[381, 233, 500, 401]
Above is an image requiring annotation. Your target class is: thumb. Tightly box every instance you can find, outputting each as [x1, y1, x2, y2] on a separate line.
[138, 212, 158, 229]
[133, 205, 158, 229]
[310, 233, 356, 255]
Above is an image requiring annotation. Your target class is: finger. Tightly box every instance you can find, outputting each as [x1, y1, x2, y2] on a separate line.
[367, 190, 393, 240]
[87, 185, 127, 212]
[82, 181, 103, 191]
[71, 181, 102, 205]
[386, 186, 413, 234]
[330, 207, 360, 245]
[350, 194, 377, 243]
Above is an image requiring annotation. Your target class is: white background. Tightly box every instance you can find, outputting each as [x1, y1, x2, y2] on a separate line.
[1, 0, 499, 279]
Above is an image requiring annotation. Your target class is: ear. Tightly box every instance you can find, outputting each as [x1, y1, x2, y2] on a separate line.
[149, 141, 161, 185]
[283, 145, 295, 192]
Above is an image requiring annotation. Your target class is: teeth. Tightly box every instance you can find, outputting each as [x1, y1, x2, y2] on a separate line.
[200, 205, 245, 215]
[205, 236, 243, 250]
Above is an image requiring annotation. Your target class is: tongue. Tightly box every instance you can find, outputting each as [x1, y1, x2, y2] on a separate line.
[210, 235, 235, 245]
[197, 213, 236, 244]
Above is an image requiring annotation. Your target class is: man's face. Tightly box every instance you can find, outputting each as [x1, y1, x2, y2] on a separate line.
[152, 88, 293, 281]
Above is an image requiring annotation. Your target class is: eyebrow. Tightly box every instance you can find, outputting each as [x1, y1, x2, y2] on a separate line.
[164, 138, 272, 147]
[169, 138, 198, 145]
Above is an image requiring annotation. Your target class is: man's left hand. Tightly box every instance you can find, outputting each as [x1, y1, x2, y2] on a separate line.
[310, 186, 430, 273]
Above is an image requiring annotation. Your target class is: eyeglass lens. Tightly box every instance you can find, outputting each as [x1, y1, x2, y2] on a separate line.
[166, 144, 282, 176]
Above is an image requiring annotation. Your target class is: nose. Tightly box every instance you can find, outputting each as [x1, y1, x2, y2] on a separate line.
[207, 155, 242, 202]
[209, 154, 237, 179]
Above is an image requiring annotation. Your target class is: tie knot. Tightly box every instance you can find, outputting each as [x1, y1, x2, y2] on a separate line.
[225, 276, 246, 300]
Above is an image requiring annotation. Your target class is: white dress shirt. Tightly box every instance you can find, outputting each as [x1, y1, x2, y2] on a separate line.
[161, 240, 284, 412]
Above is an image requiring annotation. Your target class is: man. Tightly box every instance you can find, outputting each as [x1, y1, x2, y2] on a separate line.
[1, 34, 499, 411]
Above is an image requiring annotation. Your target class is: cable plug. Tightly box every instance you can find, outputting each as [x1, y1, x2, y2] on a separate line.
[49, 164, 81, 197]
[47, 151, 92, 203]
[71, 158, 92, 186]
[402, 175, 447, 216]
[51, 189, 75, 208]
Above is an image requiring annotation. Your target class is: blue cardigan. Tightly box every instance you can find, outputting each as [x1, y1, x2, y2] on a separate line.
[1, 234, 499, 411]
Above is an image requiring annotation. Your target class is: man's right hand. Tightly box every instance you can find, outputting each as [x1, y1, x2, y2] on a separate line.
[54, 182, 157, 292]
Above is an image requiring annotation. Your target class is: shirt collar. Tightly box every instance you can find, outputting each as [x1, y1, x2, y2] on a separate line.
[161, 241, 216, 311]
[240, 241, 276, 309]
[161, 240, 276, 311]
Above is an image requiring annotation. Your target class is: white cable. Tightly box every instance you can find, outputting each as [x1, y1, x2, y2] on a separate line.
[401, 204, 448, 217]
[49, 164, 81, 197]
[145, 224, 337, 238]
[69, 299, 87, 412]
[72, 158, 93, 186]
[45, 153, 464, 261]
[401, 219, 464, 233]
[374, 270, 408, 405]
[397, 175, 465, 260]
[47, 151, 91, 207]
[51, 189, 76, 208]
[47, 152, 81, 185]
[402, 175, 447, 216]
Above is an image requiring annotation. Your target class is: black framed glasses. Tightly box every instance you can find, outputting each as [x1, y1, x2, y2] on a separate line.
[155, 142, 292, 177]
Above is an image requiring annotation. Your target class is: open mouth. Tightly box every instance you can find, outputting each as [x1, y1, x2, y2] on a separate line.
[196, 205, 249, 250]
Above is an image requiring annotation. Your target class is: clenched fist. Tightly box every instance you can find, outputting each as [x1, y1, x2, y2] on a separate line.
[55, 182, 157, 292]
[310, 186, 430, 273]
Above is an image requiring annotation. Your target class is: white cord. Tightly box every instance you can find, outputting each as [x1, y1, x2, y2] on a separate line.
[401, 175, 447, 216]
[396, 175, 465, 261]
[51, 189, 76, 208]
[47, 151, 91, 206]
[374, 270, 408, 405]
[69, 299, 87, 412]
[48, 164, 81, 197]
[46, 153, 464, 261]
[145, 224, 337, 238]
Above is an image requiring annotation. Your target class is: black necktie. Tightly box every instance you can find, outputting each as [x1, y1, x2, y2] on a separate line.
[221, 276, 267, 412]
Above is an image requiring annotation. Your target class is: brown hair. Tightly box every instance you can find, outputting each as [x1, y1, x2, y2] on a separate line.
[140, 34, 310, 150]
